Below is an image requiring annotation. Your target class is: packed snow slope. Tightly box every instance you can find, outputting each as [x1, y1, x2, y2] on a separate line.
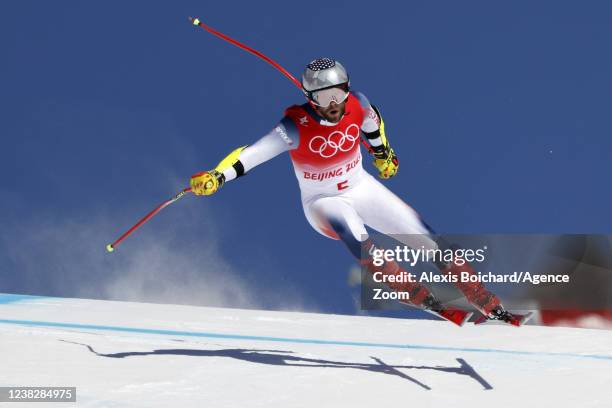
[1, 294, 611, 407]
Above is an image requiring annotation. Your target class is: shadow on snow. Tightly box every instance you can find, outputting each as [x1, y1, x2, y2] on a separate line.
[61, 340, 493, 391]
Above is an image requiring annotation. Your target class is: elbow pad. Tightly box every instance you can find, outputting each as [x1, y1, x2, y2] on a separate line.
[214, 145, 248, 178]
[362, 106, 391, 159]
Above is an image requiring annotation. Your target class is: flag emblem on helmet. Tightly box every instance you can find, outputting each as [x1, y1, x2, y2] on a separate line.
[307, 58, 336, 71]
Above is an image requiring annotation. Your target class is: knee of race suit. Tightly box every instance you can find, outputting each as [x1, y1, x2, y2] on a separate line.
[328, 218, 442, 263]
[328, 219, 367, 260]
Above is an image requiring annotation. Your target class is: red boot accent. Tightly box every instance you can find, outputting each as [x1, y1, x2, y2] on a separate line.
[443, 259, 501, 315]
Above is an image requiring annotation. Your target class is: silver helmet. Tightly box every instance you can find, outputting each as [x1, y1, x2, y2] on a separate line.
[301, 58, 349, 94]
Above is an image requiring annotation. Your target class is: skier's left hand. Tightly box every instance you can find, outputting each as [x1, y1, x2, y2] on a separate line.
[373, 149, 399, 179]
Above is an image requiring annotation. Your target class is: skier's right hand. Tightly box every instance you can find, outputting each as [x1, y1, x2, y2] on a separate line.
[190, 170, 224, 196]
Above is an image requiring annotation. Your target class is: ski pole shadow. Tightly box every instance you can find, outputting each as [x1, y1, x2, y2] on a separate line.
[60, 340, 492, 390]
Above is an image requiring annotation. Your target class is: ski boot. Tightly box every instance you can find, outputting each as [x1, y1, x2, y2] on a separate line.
[475, 305, 534, 326]
[421, 294, 473, 326]
[362, 245, 471, 326]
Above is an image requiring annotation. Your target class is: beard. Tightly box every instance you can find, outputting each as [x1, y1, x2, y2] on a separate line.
[317, 103, 345, 123]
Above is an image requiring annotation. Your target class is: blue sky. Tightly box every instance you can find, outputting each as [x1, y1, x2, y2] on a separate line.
[2, 1, 611, 315]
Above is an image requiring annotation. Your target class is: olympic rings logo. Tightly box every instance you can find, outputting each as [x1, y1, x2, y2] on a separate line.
[308, 124, 360, 158]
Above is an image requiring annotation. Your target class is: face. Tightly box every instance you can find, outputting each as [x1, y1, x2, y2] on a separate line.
[310, 84, 349, 123]
[313, 100, 346, 123]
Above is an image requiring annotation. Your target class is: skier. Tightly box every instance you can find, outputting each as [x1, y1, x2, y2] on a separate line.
[190, 58, 514, 325]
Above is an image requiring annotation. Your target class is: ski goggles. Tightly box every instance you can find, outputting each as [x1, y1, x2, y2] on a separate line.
[309, 86, 350, 108]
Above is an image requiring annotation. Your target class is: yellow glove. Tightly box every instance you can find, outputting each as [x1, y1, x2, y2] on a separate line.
[364, 105, 398, 179]
[373, 148, 399, 179]
[190, 145, 247, 196]
[190, 170, 224, 196]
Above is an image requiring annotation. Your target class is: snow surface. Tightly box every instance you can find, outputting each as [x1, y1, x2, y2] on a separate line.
[1, 293, 611, 407]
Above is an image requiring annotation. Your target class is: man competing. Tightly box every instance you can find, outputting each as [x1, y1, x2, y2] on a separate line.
[190, 58, 514, 325]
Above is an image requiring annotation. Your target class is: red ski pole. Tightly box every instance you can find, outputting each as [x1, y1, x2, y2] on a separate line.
[188, 16, 373, 153]
[106, 187, 192, 252]
[189, 17, 302, 90]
